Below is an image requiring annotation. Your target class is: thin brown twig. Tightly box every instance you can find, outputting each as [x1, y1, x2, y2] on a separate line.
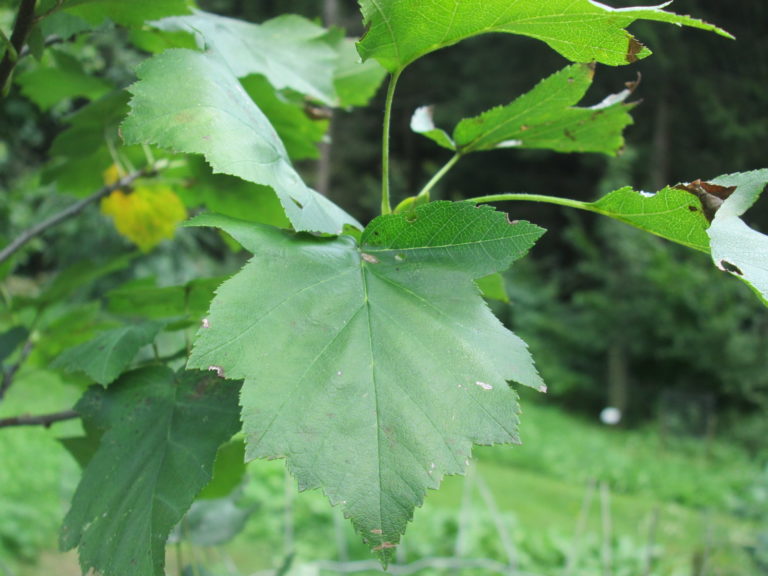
[0, 0, 38, 94]
[0, 339, 33, 401]
[0, 161, 167, 266]
[0, 408, 78, 429]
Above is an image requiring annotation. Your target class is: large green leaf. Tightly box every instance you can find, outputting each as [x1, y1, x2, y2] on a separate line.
[52, 321, 166, 386]
[60, 367, 242, 576]
[121, 49, 358, 235]
[186, 202, 545, 563]
[413, 63, 635, 156]
[154, 11, 339, 105]
[357, 0, 731, 73]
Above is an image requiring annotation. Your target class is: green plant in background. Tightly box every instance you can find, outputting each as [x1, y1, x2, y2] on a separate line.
[1, 1, 767, 575]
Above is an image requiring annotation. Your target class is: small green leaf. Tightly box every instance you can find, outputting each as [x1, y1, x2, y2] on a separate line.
[52, 321, 165, 386]
[357, 0, 731, 73]
[410, 106, 455, 150]
[26, 25, 45, 60]
[175, 497, 253, 546]
[0, 326, 28, 365]
[333, 36, 387, 107]
[107, 277, 223, 324]
[186, 206, 544, 563]
[60, 367, 242, 576]
[415, 64, 636, 156]
[121, 49, 359, 235]
[16, 50, 112, 110]
[197, 440, 247, 500]
[59, 0, 190, 27]
[240, 74, 329, 161]
[44, 90, 134, 196]
[39, 12, 91, 41]
[173, 158, 291, 229]
[362, 201, 545, 278]
[59, 434, 101, 469]
[40, 253, 136, 304]
[476, 274, 509, 303]
[590, 186, 711, 252]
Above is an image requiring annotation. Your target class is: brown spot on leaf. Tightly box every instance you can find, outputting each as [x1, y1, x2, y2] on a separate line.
[361, 253, 379, 264]
[370, 529, 383, 535]
[673, 179, 736, 222]
[564, 129, 576, 141]
[373, 542, 397, 551]
[626, 37, 645, 63]
[520, 124, 529, 132]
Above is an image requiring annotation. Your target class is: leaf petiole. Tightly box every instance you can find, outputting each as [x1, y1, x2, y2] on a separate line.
[417, 152, 462, 202]
[470, 192, 593, 212]
[380, 71, 401, 215]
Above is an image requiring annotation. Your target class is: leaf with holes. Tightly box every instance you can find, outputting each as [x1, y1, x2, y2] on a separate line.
[413, 63, 636, 156]
[589, 186, 712, 252]
[586, 170, 768, 305]
[704, 170, 768, 305]
[186, 202, 545, 564]
[357, 0, 731, 73]
[60, 367, 242, 576]
[121, 49, 358, 234]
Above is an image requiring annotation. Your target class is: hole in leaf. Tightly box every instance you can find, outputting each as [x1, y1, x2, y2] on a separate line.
[208, 365, 225, 378]
[719, 260, 744, 276]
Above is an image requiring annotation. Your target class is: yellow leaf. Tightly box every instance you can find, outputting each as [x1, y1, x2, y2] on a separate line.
[103, 164, 122, 187]
[101, 184, 187, 252]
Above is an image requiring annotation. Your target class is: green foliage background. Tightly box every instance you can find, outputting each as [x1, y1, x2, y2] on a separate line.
[1, 0, 767, 575]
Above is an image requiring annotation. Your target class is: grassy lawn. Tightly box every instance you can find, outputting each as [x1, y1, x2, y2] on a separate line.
[1, 394, 762, 575]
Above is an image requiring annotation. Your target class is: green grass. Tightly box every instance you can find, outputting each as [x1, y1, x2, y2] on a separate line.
[1, 394, 762, 575]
